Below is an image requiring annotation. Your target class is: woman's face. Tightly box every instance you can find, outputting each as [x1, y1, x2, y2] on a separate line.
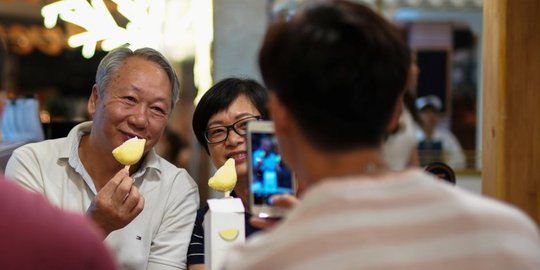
[206, 95, 261, 181]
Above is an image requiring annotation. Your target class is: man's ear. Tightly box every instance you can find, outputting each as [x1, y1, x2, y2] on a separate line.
[87, 85, 99, 117]
[386, 95, 404, 132]
[268, 93, 290, 138]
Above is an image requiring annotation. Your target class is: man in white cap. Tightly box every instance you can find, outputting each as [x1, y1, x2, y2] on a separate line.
[416, 94, 466, 169]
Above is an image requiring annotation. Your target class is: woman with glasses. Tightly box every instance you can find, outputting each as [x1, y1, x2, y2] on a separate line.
[187, 77, 269, 270]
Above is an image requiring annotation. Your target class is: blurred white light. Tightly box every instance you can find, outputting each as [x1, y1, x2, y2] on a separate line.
[192, 0, 214, 105]
[42, 0, 213, 103]
[41, 0, 166, 58]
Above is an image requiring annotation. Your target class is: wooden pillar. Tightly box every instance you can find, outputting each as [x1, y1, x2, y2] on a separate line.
[482, 0, 540, 224]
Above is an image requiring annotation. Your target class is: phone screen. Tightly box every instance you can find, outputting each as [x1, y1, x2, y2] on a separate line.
[249, 129, 294, 213]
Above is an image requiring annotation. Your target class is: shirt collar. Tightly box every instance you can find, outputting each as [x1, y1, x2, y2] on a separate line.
[62, 121, 92, 159]
[64, 121, 162, 194]
[131, 148, 161, 179]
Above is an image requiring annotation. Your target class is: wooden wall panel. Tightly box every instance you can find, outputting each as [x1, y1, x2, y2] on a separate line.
[482, 0, 540, 224]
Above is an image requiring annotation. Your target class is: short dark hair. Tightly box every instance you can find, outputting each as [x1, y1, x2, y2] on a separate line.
[192, 78, 269, 153]
[259, 0, 410, 152]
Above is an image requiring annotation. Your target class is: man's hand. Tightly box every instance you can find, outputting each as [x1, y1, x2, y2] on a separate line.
[87, 168, 145, 236]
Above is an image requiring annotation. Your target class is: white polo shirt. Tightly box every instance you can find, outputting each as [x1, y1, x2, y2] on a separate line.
[5, 122, 200, 270]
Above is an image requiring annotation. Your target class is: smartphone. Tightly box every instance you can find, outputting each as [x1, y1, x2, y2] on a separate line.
[247, 120, 295, 218]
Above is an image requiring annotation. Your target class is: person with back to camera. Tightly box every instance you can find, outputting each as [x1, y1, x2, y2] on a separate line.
[222, 1, 540, 269]
[5, 47, 199, 270]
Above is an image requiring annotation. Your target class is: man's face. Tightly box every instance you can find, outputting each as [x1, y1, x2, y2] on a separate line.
[419, 107, 439, 130]
[88, 56, 172, 154]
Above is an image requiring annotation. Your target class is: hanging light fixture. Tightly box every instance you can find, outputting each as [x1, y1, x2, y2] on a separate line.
[41, 0, 214, 103]
[41, 0, 166, 59]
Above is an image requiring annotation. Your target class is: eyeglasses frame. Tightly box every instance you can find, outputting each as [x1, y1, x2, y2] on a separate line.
[204, 115, 262, 144]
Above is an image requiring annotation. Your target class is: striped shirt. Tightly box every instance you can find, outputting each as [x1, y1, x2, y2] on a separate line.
[223, 169, 540, 270]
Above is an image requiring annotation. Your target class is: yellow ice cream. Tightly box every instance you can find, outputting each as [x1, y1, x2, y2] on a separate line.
[112, 137, 146, 165]
[208, 158, 237, 192]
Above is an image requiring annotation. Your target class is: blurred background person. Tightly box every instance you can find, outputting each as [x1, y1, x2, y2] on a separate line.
[416, 94, 466, 169]
[382, 51, 421, 170]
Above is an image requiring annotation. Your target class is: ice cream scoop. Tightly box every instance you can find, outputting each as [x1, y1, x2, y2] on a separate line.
[208, 158, 237, 196]
[112, 137, 146, 169]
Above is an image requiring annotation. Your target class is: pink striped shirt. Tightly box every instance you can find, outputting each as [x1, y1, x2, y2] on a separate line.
[223, 169, 540, 270]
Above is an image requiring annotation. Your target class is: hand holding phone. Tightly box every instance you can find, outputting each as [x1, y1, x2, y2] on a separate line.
[247, 121, 295, 218]
[249, 193, 299, 229]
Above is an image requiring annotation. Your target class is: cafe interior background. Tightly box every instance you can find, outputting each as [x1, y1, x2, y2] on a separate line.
[0, 0, 483, 202]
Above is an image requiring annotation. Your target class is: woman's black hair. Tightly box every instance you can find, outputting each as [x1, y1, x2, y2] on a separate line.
[192, 78, 269, 153]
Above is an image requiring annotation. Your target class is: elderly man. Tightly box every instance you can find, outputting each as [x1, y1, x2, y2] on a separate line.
[6, 47, 199, 270]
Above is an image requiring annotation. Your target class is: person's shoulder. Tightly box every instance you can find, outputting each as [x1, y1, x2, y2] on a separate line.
[433, 127, 458, 140]
[460, 189, 537, 228]
[170, 168, 198, 190]
[155, 155, 183, 171]
[414, 171, 539, 234]
[12, 137, 68, 158]
[154, 156, 196, 185]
